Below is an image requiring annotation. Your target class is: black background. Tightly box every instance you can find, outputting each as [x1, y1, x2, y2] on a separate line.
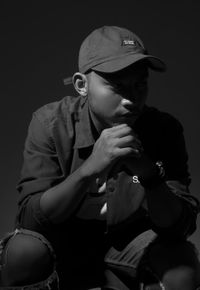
[1, 0, 200, 252]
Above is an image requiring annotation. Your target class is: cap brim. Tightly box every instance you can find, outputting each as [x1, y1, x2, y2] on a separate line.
[91, 52, 166, 73]
[63, 76, 73, 85]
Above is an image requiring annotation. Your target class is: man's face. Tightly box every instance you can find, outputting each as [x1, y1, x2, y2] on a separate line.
[87, 62, 149, 132]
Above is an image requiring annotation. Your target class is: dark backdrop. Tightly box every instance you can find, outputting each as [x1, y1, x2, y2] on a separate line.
[1, 0, 200, 252]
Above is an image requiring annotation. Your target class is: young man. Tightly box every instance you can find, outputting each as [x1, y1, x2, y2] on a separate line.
[0, 26, 200, 290]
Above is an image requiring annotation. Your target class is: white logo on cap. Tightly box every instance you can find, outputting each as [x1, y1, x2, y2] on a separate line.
[123, 40, 136, 46]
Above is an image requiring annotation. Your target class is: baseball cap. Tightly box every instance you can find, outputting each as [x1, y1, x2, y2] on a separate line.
[64, 26, 166, 85]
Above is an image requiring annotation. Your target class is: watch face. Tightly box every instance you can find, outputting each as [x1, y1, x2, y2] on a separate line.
[155, 161, 165, 177]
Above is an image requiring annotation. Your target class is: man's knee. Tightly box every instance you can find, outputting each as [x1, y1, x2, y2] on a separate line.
[163, 266, 197, 290]
[145, 239, 200, 289]
[1, 231, 55, 286]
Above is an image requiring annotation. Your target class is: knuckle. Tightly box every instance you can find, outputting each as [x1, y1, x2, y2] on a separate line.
[102, 128, 111, 138]
[128, 135, 134, 142]
[125, 126, 132, 133]
[101, 129, 107, 137]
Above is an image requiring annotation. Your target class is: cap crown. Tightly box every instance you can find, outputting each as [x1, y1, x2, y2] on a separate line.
[79, 26, 146, 73]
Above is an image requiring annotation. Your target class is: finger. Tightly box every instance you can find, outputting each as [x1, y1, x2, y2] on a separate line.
[117, 135, 135, 148]
[115, 147, 141, 158]
[117, 135, 143, 149]
[112, 126, 142, 148]
[109, 123, 128, 131]
[112, 125, 133, 138]
[101, 124, 129, 138]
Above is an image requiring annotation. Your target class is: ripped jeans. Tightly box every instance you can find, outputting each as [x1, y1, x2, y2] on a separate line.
[0, 228, 200, 290]
[0, 229, 59, 290]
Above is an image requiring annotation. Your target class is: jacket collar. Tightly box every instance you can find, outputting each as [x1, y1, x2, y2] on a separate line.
[73, 97, 97, 149]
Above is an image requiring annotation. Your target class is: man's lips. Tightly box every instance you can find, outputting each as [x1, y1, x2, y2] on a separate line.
[120, 109, 142, 117]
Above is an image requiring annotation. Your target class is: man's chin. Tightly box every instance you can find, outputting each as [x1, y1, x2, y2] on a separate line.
[113, 116, 139, 127]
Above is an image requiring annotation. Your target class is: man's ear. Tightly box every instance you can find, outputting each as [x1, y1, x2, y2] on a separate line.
[72, 73, 88, 96]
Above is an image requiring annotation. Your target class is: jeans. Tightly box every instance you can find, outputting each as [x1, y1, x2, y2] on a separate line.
[0, 228, 200, 290]
[0, 229, 59, 290]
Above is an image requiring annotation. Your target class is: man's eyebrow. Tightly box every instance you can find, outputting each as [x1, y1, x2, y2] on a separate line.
[111, 72, 149, 82]
[99, 73, 117, 84]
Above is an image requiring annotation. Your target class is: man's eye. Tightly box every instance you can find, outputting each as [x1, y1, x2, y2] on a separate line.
[111, 83, 124, 93]
[106, 81, 122, 91]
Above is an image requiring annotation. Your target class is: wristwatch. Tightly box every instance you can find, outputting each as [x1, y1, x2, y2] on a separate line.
[155, 161, 165, 178]
[139, 160, 166, 189]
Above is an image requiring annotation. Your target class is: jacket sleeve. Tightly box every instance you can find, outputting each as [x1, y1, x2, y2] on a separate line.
[16, 112, 65, 233]
[151, 116, 200, 238]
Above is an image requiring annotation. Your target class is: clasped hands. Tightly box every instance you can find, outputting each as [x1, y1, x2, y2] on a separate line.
[85, 124, 157, 181]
